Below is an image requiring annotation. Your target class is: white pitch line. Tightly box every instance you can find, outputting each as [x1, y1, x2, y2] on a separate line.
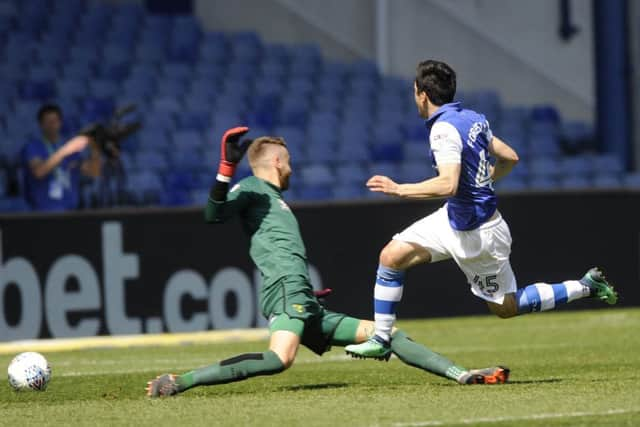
[392, 408, 640, 427]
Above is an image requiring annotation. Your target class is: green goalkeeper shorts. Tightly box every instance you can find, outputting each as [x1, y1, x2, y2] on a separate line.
[260, 275, 323, 321]
[269, 311, 361, 356]
[262, 274, 361, 355]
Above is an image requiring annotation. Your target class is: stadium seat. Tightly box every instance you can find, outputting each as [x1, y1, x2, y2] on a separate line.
[172, 130, 203, 150]
[82, 98, 114, 121]
[531, 104, 561, 124]
[599, 154, 625, 174]
[301, 164, 333, 186]
[509, 159, 530, 180]
[173, 151, 204, 170]
[371, 126, 404, 162]
[561, 121, 594, 152]
[560, 155, 593, 177]
[333, 184, 367, 200]
[99, 62, 130, 81]
[0, 197, 30, 212]
[126, 171, 163, 204]
[176, 111, 210, 131]
[119, 152, 136, 172]
[279, 101, 308, 129]
[136, 151, 168, 172]
[495, 177, 528, 192]
[0, 168, 7, 197]
[136, 44, 166, 63]
[529, 176, 559, 190]
[559, 176, 591, 190]
[529, 158, 562, 178]
[403, 140, 429, 161]
[28, 65, 58, 81]
[20, 80, 55, 100]
[623, 173, 640, 189]
[61, 62, 95, 80]
[0, 0, 602, 206]
[56, 80, 88, 100]
[297, 184, 333, 201]
[90, 80, 120, 99]
[153, 97, 183, 113]
[335, 163, 368, 184]
[592, 174, 621, 189]
[164, 170, 197, 193]
[399, 162, 434, 183]
[368, 162, 400, 179]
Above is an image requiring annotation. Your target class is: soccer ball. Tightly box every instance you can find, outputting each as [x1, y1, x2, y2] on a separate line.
[7, 352, 51, 391]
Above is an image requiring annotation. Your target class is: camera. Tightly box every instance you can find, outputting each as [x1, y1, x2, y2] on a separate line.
[80, 104, 142, 159]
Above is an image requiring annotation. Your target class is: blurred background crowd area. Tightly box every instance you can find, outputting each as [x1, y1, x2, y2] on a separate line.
[0, 0, 638, 212]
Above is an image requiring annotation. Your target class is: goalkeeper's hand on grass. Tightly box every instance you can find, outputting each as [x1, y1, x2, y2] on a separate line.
[217, 126, 252, 182]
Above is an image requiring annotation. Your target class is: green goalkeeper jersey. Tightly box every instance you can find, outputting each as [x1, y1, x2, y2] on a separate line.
[204, 176, 310, 287]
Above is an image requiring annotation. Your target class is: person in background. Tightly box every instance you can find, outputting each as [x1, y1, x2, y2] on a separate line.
[21, 104, 101, 211]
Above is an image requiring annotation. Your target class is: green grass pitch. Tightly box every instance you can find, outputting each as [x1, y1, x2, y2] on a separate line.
[1, 308, 639, 427]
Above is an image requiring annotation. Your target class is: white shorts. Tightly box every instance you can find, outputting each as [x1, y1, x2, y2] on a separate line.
[393, 205, 517, 304]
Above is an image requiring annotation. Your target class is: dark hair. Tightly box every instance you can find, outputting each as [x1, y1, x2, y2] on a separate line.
[415, 60, 456, 106]
[37, 104, 63, 122]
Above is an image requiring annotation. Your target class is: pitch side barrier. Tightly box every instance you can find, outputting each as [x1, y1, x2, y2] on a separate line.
[1, 191, 638, 341]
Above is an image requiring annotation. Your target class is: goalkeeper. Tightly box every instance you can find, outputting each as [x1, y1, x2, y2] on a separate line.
[146, 127, 508, 397]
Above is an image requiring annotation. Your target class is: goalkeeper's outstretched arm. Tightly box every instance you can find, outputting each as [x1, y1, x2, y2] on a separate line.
[204, 181, 249, 223]
[204, 126, 252, 224]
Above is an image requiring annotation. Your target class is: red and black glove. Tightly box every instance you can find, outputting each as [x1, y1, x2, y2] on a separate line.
[217, 126, 252, 182]
[314, 288, 333, 299]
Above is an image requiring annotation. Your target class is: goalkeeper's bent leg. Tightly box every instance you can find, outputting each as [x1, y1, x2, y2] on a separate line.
[390, 330, 469, 383]
[335, 319, 468, 382]
[176, 318, 304, 392]
[176, 350, 285, 392]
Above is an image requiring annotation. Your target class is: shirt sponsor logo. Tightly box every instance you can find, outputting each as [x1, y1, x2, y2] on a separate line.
[467, 121, 489, 148]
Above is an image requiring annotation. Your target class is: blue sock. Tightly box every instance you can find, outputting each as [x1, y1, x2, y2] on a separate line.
[516, 280, 590, 314]
[373, 265, 405, 342]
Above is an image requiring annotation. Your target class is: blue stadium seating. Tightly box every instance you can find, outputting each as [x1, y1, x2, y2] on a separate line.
[559, 176, 592, 190]
[560, 155, 593, 177]
[496, 177, 528, 192]
[593, 174, 621, 189]
[301, 164, 333, 186]
[0, 0, 634, 211]
[623, 173, 640, 189]
[529, 176, 559, 190]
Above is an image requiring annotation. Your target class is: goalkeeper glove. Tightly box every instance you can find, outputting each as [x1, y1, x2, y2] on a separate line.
[217, 126, 252, 182]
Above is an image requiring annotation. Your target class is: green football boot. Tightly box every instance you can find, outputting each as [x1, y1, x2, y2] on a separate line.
[580, 267, 618, 305]
[345, 335, 392, 361]
[146, 374, 180, 398]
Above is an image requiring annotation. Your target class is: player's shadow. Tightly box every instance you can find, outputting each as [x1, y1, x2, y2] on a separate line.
[282, 382, 349, 391]
[435, 378, 562, 387]
[505, 378, 563, 385]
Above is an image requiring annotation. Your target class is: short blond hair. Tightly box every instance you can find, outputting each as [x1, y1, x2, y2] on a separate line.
[247, 136, 287, 169]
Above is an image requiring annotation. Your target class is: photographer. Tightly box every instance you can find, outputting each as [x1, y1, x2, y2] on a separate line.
[21, 104, 102, 211]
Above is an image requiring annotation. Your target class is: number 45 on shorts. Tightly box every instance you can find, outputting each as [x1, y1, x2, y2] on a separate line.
[473, 274, 499, 297]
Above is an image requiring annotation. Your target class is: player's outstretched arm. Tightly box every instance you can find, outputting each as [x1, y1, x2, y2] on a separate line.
[488, 136, 519, 181]
[367, 163, 461, 199]
[204, 127, 252, 223]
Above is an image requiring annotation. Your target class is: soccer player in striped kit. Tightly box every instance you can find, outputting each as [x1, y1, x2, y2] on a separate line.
[345, 60, 618, 360]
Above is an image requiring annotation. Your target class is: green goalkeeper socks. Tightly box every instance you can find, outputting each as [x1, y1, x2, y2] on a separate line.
[176, 350, 285, 391]
[391, 330, 468, 382]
